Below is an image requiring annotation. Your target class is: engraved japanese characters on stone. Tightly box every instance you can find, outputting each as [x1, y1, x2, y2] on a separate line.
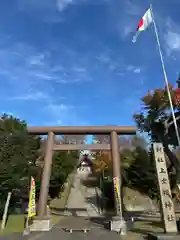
[167, 215, 175, 222]
[157, 157, 164, 163]
[162, 189, 171, 197]
[153, 143, 177, 233]
[161, 177, 168, 184]
[159, 168, 166, 174]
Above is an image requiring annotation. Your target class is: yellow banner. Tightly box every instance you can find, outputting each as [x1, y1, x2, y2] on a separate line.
[113, 177, 120, 200]
[28, 177, 36, 217]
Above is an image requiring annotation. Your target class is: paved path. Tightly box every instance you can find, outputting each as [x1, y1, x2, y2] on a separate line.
[65, 173, 100, 217]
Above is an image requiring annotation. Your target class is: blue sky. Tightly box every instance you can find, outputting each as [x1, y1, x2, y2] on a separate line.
[0, 0, 180, 127]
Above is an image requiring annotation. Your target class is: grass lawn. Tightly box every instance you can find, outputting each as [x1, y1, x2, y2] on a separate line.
[132, 220, 163, 235]
[0, 173, 75, 236]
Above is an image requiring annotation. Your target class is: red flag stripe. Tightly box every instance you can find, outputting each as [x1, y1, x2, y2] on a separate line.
[137, 19, 144, 31]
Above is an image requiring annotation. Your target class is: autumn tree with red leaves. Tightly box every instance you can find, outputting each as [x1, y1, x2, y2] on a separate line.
[133, 82, 180, 187]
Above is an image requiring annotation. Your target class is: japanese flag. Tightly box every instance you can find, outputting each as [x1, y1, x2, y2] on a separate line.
[132, 8, 153, 43]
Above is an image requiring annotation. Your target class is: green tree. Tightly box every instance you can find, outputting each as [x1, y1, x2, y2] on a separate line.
[0, 114, 41, 216]
[127, 147, 158, 199]
[49, 151, 78, 198]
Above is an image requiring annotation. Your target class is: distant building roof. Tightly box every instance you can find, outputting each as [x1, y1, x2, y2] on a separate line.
[80, 156, 92, 166]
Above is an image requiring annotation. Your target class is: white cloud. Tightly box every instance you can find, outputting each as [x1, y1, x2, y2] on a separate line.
[165, 31, 180, 53]
[108, 63, 119, 71]
[96, 49, 142, 75]
[96, 50, 123, 73]
[117, 19, 134, 41]
[28, 54, 45, 66]
[134, 68, 141, 73]
[32, 72, 55, 81]
[56, 0, 74, 11]
[126, 65, 141, 74]
[163, 18, 180, 55]
[44, 104, 71, 125]
[121, 24, 134, 38]
[10, 91, 49, 101]
[124, 0, 144, 16]
[126, 65, 134, 71]
[0, 40, 91, 126]
[0, 42, 92, 91]
[96, 54, 111, 63]
[44, 103, 86, 126]
[45, 103, 72, 112]
[55, 77, 91, 84]
[115, 0, 144, 40]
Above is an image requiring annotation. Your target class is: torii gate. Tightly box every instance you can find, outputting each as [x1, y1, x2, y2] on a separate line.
[27, 125, 136, 223]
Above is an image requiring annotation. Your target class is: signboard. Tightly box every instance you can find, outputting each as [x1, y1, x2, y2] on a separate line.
[28, 177, 36, 217]
[153, 143, 177, 233]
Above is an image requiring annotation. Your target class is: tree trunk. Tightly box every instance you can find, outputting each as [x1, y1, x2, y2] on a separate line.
[162, 137, 180, 183]
[155, 130, 180, 174]
[163, 145, 180, 171]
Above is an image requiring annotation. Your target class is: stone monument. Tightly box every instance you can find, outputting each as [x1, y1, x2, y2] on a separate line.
[147, 143, 179, 239]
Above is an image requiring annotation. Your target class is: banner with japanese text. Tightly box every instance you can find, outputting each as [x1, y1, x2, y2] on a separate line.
[28, 176, 36, 217]
[113, 176, 121, 214]
[113, 177, 120, 200]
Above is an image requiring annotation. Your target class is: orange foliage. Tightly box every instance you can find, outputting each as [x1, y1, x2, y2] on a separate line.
[141, 85, 179, 109]
[93, 151, 112, 173]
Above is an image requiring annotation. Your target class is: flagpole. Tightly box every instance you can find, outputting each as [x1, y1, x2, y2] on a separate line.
[150, 4, 180, 146]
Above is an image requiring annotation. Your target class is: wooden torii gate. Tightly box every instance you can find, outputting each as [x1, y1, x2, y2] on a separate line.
[27, 125, 136, 221]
